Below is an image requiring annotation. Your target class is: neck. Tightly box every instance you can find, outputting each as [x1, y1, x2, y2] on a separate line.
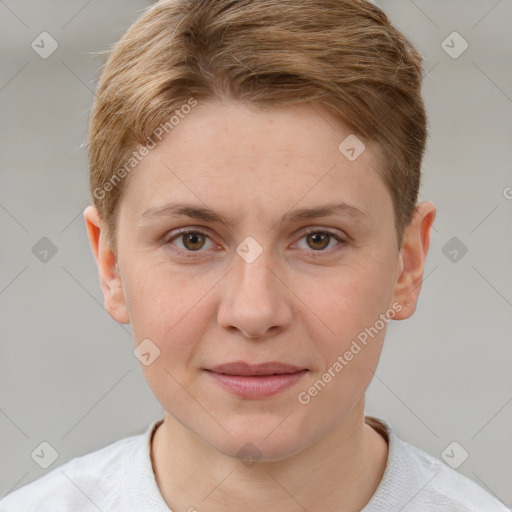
[151, 399, 388, 512]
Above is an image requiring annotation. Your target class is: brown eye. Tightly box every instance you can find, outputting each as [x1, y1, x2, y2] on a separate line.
[296, 229, 345, 253]
[166, 229, 213, 254]
[180, 231, 207, 251]
[306, 232, 331, 251]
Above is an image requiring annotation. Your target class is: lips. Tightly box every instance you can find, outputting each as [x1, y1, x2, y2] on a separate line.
[204, 361, 308, 398]
[206, 361, 306, 376]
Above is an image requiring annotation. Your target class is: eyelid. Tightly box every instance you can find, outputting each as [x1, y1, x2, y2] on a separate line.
[164, 226, 214, 242]
[298, 226, 346, 241]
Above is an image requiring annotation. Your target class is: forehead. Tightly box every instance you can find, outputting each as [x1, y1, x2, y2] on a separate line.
[119, 101, 392, 226]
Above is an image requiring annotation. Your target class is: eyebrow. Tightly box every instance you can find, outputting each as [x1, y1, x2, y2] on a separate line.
[140, 201, 369, 228]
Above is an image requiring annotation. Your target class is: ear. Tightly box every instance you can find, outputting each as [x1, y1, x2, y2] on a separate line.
[391, 201, 437, 320]
[83, 205, 130, 324]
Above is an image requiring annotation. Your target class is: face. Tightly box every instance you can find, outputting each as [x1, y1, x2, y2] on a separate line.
[85, 101, 433, 461]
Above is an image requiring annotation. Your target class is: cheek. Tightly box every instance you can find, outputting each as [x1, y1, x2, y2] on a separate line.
[298, 256, 393, 334]
[128, 264, 207, 407]
[123, 257, 206, 335]
[123, 258, 218, 382]
[300, 309, 387, 417]
[295, 251, 394, 379]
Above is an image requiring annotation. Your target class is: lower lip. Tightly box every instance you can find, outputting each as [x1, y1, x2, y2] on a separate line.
[205, 370, 308, 398]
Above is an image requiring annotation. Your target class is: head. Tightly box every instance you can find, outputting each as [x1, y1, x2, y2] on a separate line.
[84, 0, 436, 461]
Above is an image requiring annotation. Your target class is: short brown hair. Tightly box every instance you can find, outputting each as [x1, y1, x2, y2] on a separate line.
[87, 0, 428, 252]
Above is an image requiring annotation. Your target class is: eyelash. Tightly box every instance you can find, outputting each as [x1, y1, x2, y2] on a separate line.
[164, 227, 346, 257]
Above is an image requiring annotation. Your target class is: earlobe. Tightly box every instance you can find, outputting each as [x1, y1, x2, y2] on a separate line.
[83, 206, 130, 324]
[391, 201, 437, 320]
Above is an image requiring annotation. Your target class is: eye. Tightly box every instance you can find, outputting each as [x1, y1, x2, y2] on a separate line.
[166, 229, 215, 253]
[294, 228, 345, 253]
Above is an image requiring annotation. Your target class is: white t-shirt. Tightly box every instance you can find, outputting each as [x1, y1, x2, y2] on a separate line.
[0, 415, 508, 511]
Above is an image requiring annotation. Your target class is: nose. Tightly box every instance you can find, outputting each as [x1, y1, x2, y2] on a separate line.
[217, 250, 293, 340]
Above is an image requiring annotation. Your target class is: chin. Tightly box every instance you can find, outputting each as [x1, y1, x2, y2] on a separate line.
[198, 417, 315, 464]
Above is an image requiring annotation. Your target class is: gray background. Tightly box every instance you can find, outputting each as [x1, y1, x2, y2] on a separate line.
[0, 0, 511, 507]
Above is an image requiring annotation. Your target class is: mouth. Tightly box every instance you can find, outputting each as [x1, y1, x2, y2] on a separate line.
[204, 361, 309, 398]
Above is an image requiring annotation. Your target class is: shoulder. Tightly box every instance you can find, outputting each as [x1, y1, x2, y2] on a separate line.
[401, 440, 508, 511]
[0, 433, 140, 512]
[364, 416, 509, 512]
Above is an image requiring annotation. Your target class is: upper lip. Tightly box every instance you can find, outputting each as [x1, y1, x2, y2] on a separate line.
[206, 361, 306, 376]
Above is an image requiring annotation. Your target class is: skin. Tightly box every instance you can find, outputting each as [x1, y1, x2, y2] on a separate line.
[84, 101, 436, 512]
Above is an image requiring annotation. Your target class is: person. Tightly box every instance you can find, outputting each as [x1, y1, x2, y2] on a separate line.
[1, 0, 508, 510]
